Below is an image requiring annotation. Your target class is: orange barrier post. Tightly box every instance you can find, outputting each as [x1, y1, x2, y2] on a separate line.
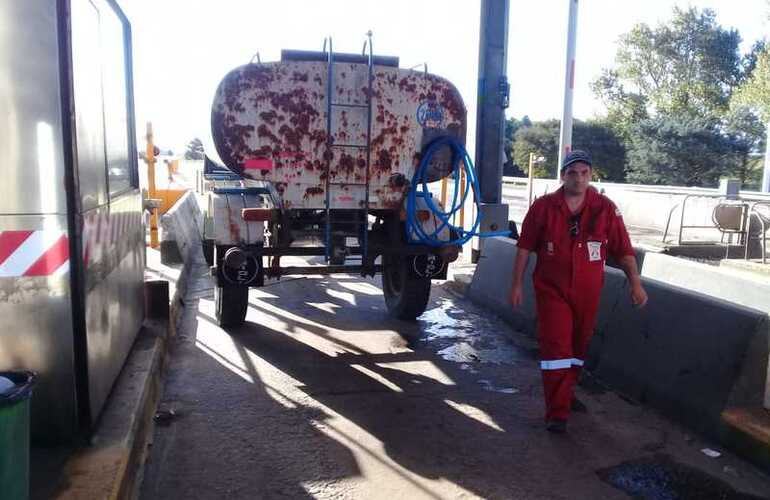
[440, 177, 448, 208]
[146, 122, 159, 248]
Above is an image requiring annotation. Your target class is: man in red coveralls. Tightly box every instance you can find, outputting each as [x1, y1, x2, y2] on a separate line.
[510, 150, 648, 433]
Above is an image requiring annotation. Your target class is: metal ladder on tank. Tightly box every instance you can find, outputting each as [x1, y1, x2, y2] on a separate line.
[322, 33, 374, 268]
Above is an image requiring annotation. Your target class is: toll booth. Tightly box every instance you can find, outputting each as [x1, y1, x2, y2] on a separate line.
[0, 0, 145, 442]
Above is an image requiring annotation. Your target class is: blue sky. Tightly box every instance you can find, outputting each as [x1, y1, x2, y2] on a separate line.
[121, 0, 769, 156]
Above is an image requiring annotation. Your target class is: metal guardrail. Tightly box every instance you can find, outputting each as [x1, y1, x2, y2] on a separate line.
[746, 201, 770, 264]
[502, 177, 770, 202]
[502, 177, 770, 261]
[662, 194, 725, 246]
[661, 194, 770, 262]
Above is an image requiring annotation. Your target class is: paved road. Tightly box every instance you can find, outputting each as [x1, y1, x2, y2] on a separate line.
[140, 258, 770, 499]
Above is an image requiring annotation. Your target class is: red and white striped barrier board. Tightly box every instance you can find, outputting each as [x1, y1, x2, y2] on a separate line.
[0, 230, 69, 277]
[0, 211, 142, 278]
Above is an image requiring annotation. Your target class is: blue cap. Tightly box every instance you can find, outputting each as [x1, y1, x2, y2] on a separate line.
[562, 149, 592, 171]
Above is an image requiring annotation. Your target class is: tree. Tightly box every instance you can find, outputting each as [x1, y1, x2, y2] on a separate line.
[732, 45, 770, 190]
[724, 108, 766, 188]
[512, 119, 626, 181]
[594, 7, 743, 122]
[592, 7, 767, 187]
[626, 8, 739, 116]
[504, 116, 532, 176]
[572, 121, 627, 182]
[513, 120, 560, 177]
[185, 137, 205, 160]
[591, 69, 648, 143]
[740, 40, 767, 86]
[733, 46, 770, 122]
[626, 116, 738, 186]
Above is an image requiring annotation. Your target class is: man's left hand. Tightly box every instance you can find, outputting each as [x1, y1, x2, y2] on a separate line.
[630, 284, 648, 308]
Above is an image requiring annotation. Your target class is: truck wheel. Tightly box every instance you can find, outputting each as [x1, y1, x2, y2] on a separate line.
[215, 284, 248, 327]
[382, 255, 431, 320]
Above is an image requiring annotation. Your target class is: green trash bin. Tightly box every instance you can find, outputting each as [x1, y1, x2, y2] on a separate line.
[0, 371, 35, 500]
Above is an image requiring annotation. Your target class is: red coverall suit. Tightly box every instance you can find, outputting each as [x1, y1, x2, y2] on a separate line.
[517, 186, 635, 421]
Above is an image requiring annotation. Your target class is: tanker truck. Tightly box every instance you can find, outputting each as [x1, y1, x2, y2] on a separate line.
[204, 37, 497, 327]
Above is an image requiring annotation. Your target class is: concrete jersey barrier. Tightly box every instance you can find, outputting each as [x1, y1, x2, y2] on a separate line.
[469, 237, 770, 441]
[160, 190, 204, 265]
[641, 253, 770, 313]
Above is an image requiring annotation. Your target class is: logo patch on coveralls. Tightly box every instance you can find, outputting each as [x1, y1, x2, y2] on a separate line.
[587, 241, 602, 261]
[547, 242, 554, 255]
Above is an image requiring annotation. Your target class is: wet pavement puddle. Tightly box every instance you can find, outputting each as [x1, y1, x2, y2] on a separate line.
[418, 297, 528, 366]
[476, 379, 519, 394]
[598, 454, 766, 500]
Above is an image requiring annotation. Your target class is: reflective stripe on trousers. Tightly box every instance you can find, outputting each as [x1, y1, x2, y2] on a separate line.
[540, 358, 584, 370]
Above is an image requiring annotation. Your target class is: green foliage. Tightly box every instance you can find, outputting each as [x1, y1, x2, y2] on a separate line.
[591, 70, 649, 143]
[591, 6, 767, 188]
[504, 116, 532, 175]
[626, 116, 740, 186]
[511, 119, 626, 181]
[185, 137, 205, 160]
[724, 107, 767, 189]
[733, 47, 770, 122]
[609, 7, 742, 118]
[573, 121, 627, 182]
[512, 120, 560, 178]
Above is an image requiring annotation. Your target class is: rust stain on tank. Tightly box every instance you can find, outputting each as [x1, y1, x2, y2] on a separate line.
[259, 111, 278, 125]
[398, 77, 417, 93]
[257, 124, 281, 144]
[304, 186, 324, 199]
[339, 153, 355, 174]
[213, 61, 467, 209]
[376, 149, 392, 172]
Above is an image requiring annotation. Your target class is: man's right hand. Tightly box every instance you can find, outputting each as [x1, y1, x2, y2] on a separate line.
[510, 283, 524, 307]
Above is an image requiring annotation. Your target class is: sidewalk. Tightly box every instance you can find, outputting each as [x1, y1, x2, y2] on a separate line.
[30, 249, 180, 499]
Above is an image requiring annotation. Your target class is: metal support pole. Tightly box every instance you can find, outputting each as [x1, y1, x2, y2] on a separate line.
[762, 121, 770, 193]
[556, 0, 579, 179]
[146, 122, 159, 249]
[528, 153, 535, 207]
[475, 0, 510, 204]
[473, 0, 511, 261]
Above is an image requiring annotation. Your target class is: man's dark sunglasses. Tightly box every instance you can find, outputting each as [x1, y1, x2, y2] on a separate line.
[569, 214, 580, 238]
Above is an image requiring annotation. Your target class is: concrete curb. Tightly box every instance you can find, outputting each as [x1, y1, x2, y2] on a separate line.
[53, 248, 194, 499]
[55, 318, 168, 500]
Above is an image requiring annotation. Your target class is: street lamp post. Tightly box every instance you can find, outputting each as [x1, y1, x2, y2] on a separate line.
[528, 153, 545, 207]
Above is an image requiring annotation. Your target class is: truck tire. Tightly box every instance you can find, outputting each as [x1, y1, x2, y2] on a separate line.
[215, 284, 248, 327]
[382, 254, 431, 320]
